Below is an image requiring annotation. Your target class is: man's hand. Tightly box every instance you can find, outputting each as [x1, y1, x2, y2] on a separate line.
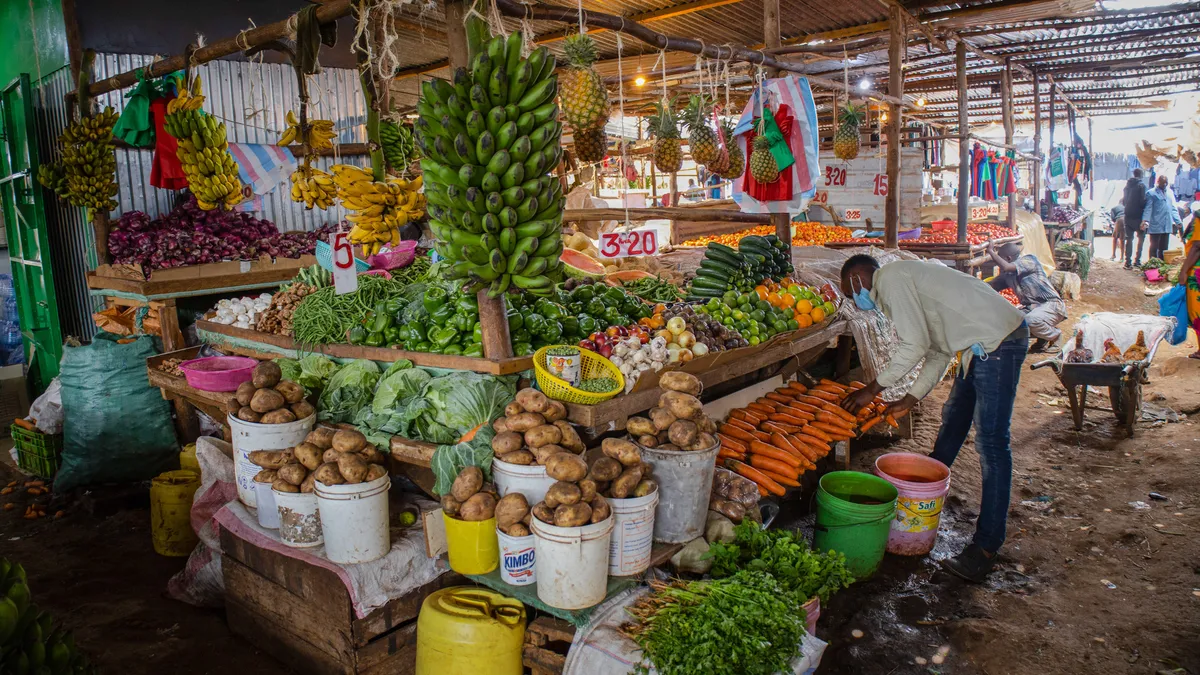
[986, 240, 996, 256]
[841, 381, 880, 412]
[883, 394, 919, 419]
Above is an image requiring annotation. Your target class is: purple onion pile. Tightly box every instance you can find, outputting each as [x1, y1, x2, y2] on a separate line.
[109, 196, 336, 271]
[1048, 206, 1085, 224]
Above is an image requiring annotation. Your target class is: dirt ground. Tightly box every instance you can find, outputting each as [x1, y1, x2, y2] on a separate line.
[0, 243, 1197, 674]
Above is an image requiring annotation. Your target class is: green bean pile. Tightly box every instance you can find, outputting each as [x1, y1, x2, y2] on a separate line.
[292, 272, 417, 345]
[622, 276, 684, 303]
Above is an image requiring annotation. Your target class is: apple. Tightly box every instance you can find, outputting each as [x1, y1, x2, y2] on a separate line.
[578, 339, 597, 352]
[597, 342, 613, 358]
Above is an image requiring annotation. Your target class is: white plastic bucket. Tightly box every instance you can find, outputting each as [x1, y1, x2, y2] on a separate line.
[228, 413, 315, 508]
[315, 475, 391, 564]
[607, 489, 659, 576]
[640, 439, 720, 543]
[273, 489, 322, 548]
[497, 528, 536, 586]
[254, 481, 280, 529]
[492, 458, 556, 505]
[531, 515, 614, 610]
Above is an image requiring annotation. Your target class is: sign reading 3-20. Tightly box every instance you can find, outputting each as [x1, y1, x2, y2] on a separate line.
[599, 229, 659, 259]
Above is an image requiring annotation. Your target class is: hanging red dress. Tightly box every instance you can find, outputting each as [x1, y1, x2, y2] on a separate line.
[150, 96, 188, 190]
[742, 103, 794, 202]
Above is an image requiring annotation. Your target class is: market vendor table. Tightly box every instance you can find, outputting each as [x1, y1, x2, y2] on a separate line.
[197, 319, 533, 376]
[823, 234, 1023, 276]
[146, 346, 231, 442]
[1043, 211, 1089, 248]
[88, 267, 305, 351]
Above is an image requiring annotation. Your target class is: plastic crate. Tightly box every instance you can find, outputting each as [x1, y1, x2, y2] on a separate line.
[11, 424, 62, 479]
[315, 239, 371, 274]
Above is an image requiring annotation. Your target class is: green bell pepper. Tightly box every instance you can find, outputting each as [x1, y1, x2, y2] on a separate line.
[577, 315, 597, 336]
[385, 325, 402, 345]
[560, 316, 580, 338]
[585, 298, 608, 318]
[430, 302, 457, 326]
[364, 331, 385, 348]
[507, 311, 524, 332]
[412, 341, 432, 352]
[512, 327, 532, 344]
[513, 341, 534, 357]
[385, 298, 404, 315]
[463, 344, 484, 357]
[525, 313, 547, 336]
[473, 321, 483, 343]
[423, 287, 448, 313]
[603, 306, 626, 328]
[371, 311, 393, 334]
[430, 326, 458, 347]
[572, 285, 595, 302]
[538, 320, 563, 343]
[405, 321, 427, 342]
[535, 300, 566, 321]
[428, 344, 444, 354]
[443, 345, 464, 355]
[456, 295, 479, 313]
[452, 311, 475, 333]
[605, 287, 626, 304]
[348, 325, 368, 345]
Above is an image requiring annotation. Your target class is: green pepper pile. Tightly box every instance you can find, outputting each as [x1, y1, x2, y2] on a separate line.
[504, 281, 652, 356]
[350, 286, 487, 357]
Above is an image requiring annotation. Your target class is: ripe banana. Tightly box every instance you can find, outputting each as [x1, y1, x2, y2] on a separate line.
[331, 164, 425, 249]
[43, 107, 120, 211]
[277, 110, 336, 151]
[162, 75, 243, 210]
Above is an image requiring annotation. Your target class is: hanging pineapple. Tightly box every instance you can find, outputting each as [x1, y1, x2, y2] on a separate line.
[749, 135, 779, 184]
[718, 120, 744, 180]
[559, 34, 611, 132]
[573, 126, 608, 164]
[682, 95, 718, 166]
[834, 101, 866, 160]
[647, 97, 682, 174]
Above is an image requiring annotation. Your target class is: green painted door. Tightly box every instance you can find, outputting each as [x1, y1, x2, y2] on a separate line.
[0, 73, 63, 392]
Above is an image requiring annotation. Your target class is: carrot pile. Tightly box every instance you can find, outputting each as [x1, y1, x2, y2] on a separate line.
[718, 378, 901, 497]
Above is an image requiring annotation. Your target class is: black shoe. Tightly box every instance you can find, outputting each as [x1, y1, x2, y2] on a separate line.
[1124, 263, 1133, 270]
[940, 544, 996, 583]
[1028, 339, 1047, 353]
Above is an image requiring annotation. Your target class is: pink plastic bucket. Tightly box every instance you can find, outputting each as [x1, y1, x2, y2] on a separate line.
[873, 453, 951, 556]
[179, 356, 258, 391]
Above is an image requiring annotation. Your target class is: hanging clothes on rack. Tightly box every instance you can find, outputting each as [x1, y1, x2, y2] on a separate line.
[731, 75, 820, 214]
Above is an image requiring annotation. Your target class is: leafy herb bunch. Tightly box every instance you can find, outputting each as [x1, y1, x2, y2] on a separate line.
[707, 520, 855, 605]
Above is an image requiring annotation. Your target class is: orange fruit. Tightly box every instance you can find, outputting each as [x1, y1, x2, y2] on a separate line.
[767, 292, 782, 307]
[795, 299, 813, 314]
[796, 313, 814, 328]
[754, 286, 769, 301]
[810, 306, 826, 322]
[780, 293, 796, 309]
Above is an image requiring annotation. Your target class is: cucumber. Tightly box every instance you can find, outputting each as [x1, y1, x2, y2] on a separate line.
[699, 258, 739, 276]
[705, 247, 744, 268]
[690, 278, 729, 292]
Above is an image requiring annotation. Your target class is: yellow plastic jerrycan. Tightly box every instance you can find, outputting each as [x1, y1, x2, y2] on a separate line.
[179, 443, 200, 474]
[150, 470, 201, 556]
[415, 586, 525, 675]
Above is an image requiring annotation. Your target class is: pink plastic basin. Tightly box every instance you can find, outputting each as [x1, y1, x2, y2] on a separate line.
[873, 453, 951, 556]
[179, 356, 259, 392]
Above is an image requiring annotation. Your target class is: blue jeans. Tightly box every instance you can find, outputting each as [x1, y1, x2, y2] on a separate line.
[929, 332, 1028, 554]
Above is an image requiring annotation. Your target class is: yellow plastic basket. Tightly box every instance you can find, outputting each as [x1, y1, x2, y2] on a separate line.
[533, 345, 625, 405]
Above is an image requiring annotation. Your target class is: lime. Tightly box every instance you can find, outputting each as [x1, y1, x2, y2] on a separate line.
[749, 335, 760, 346]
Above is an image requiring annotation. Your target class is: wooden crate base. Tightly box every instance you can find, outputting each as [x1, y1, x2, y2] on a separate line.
[522, 617, 576, 675]
[220, 525, 463, 675]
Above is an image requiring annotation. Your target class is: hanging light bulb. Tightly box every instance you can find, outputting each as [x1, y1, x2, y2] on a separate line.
[635, 74, 646, 87]
[858, 77, 872, 91]
[916, 97, 926, 107]
[880, 110, 889, 124]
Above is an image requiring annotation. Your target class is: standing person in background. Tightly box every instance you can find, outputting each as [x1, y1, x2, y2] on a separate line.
[1174, 203, 1200, 359]
[1109, 200, 1125, 262]
[1145, 174, 1182, 261]
[1123, 168, 1149, 269]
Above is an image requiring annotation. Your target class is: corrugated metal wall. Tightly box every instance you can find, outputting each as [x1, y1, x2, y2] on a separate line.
[30, 55, 371, 340]
[92, 53, 370, 229]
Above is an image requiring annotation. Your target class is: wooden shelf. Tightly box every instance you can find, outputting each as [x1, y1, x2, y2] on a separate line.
[87, 266, 303, 300]
[197, 320, 534, 375]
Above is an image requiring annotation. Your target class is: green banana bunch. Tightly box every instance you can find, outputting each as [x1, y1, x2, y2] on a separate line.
[50, 108, 119, 212]
[415, 30, 566, 298]
[380, 120, 419, 173]
[0, 558, 96, 675]
[293, 264, 332, 289]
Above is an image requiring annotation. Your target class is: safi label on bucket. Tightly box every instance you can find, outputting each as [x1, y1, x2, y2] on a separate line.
[498, 530, 536, 586]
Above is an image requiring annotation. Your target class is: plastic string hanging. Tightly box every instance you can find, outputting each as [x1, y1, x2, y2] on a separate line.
[616, 33, 632, 232]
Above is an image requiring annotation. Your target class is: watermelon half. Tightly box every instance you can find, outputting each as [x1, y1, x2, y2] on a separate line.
[561, 249, 606, 280]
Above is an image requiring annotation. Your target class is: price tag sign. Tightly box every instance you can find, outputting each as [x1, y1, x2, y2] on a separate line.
[969, 206, 988, 222]
[811, 190, 829, 205]
[987, 203, 1000, 217]
[842, 208, 863, 222]
[331, 231, 359, 295]
[599, 229, 659, 259]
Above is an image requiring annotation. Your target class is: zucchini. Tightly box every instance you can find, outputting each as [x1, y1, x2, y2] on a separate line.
[690, 278, 729, 292]
[705, 249, 744, 268]
[699, 259, 738, 277]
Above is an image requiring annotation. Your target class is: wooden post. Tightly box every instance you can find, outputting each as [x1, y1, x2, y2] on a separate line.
[1047, 83, 1056, 208]
[669, 172, 679, 208]
[884, 5, 903, 248]
[764, 0, 782, 77]
[1032, 67, 1042, 219]
[1088, 117, 1094, 200]
[445, 0, 513, 359]
[956, 41, 968, 246]
[1001, 59, 1015, 229]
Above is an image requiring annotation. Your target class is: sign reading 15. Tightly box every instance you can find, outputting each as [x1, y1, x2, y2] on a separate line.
[599, 229, 659, 259]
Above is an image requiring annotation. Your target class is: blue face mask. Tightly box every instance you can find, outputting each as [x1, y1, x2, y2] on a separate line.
[850, 276, 876, 311]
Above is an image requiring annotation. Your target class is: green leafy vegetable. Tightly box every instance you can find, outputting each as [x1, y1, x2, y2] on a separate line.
[622, 571, 806, 675]
[707, 520, 854, 605]
[298, 354, 339, 392]
[372, 363, 430, 414]
[275, 357, 302, 384]
[317, 359, 381, 424]
[420, 372, 515, 436]
[430, 425, 496, 496]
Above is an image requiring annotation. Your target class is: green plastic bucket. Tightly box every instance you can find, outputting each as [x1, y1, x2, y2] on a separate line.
[814, 471, 899, 580]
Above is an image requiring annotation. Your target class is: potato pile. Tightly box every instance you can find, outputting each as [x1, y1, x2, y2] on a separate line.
[490, 388, 584, 466]
[250, 427, 388, 494]
[225, 361, 315, 424]
[442, 466, 505, 524]
[526, 438, 657, 530]
[624, 372, 716, 452]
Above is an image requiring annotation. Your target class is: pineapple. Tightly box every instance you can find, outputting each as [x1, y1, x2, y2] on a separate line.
[749, 135, 779, 184]
[559, 34, 611, 132]
[833, 102, 866, 160]
[682, 95, 718, 166]
[718, 120, 744, 180]
[573, 126, 608, 163]
[647, 97, 683, 174]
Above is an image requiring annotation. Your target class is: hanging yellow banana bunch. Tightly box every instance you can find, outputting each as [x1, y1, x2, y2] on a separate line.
[162, 75, 243, 209]
[331, 164, 425, 256]
[289, 162, 338, 210]
[277, 111, 336, 151]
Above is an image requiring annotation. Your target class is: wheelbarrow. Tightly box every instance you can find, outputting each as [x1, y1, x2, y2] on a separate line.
[1030, 326, 1168, 438]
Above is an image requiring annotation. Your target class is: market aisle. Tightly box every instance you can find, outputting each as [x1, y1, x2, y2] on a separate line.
[817, 256, 1200, 674]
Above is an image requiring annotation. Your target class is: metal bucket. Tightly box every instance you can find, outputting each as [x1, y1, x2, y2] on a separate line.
[638, 438, 720, 544]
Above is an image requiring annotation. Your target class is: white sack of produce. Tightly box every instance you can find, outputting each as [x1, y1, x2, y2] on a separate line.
[167, 436, 237, 608]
